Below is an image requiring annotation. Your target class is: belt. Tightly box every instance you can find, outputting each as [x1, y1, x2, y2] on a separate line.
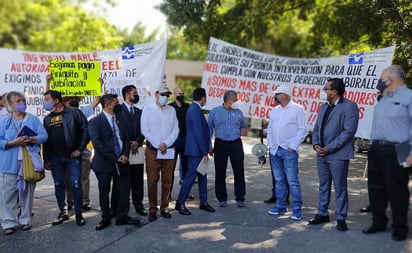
[146, 142, 158, 151]
[215, 138, 240, 143]
[372, 140, 399, 146]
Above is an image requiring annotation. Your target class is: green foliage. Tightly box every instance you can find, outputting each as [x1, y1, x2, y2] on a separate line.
[159, 0, 412, 83]
[0, 0, 123, 51]
[119, 22, 158, 48]
[166, 28, 207, 60]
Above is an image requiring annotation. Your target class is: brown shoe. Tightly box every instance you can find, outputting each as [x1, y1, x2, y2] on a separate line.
[3, 228, 15, 235]
[21, 224, 32, 231]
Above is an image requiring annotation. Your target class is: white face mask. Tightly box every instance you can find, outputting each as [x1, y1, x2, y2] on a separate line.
[320, 91, 328, 101]
[158, 95, 168, 106]
[231, 101, 241, 110]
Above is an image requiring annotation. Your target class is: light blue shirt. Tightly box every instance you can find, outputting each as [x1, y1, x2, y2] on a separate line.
[0, 113, 48, 174]
[208, 105, 246, 141]
[370, 85, 412, 153]
[81, 104, 95, 118]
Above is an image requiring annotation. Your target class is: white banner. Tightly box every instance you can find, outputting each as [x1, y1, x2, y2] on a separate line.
[201, 37, 395, 139]
[0, 40, 167, 118]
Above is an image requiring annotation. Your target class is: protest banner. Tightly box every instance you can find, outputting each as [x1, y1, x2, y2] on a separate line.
[49, 60, 101, 96]
[0, 40, 167, 119]
[201, 37, 395, 138]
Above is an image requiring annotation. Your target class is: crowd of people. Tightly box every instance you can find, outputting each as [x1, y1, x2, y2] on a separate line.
[0, 65, 410, 242]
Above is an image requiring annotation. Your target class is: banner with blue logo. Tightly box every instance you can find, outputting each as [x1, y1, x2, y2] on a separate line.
[0, 40, 167, 119]
[201, 37, 395, 138]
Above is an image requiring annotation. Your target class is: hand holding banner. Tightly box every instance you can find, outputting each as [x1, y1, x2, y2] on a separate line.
[49, 60, 101, 96]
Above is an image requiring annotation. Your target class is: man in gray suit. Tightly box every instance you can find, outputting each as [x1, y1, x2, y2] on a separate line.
[309, 78, 359, 232]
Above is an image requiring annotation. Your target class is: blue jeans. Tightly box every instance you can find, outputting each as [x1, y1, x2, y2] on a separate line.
[50, 156, 83, 214]
[271, 147, 302, 212]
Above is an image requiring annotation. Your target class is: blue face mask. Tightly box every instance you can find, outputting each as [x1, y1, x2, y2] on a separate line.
[15, 103, 27, 113]
[376, 79, 387, 93]
[158, 95, 168, 106]
[43, 101, 55, 111]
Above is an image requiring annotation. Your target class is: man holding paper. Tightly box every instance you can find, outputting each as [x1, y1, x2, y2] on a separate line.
[141, 85, 179, 222]
[363, 65, 412, 241]
[117, 85, 147, 216]
[175, 88, 215, 215]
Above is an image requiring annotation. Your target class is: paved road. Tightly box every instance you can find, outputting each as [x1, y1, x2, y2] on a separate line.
[1, 136, 411, 253]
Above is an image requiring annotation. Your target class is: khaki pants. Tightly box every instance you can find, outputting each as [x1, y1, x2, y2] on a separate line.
[145, 148, 174, 213]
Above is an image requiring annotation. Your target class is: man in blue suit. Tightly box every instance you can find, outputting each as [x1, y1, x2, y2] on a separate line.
[88, 94, 138, 230]
[175, 88, 215, 215]
[309, 78, 359, 232]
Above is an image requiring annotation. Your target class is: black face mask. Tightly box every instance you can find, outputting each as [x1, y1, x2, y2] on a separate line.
[113, 104, 122, 114]
[69, 101, 80, 108]
[376, 79, 387, 93]
[131, 94, 139, 104]
[377, 95, 383, 102]
[176, 95, 185, 103]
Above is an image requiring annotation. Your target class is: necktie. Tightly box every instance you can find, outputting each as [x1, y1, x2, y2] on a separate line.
[111, 116, 121, 157]
[130, 106, 134, 115]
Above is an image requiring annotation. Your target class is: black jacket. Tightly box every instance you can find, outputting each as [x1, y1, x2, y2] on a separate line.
[43, 106, 89, 163]
[118, 103, 145, 146]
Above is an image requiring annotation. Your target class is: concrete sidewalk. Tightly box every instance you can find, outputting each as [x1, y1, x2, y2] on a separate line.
[1, 136, 411, 253]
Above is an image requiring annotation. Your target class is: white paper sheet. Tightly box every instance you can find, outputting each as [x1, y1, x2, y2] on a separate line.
[196, 156, 209, 175]
[157, 148, 175, 160]
[129, 147, 145, 165]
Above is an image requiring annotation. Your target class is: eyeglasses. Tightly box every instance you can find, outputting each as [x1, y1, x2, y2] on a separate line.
[160, 93, 170, 97]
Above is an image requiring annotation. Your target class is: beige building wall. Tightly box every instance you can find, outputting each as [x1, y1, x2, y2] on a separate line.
[165, 59, 204, 89]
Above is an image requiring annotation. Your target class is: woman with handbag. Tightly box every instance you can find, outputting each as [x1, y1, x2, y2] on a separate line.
[0, 91, 48, 235]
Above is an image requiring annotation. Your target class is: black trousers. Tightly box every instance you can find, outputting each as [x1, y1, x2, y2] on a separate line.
[96, 163, 131, 221]
[214, 138, 246, 202]
[95, 171, 114, 220]
[367, 143, 410, 234]
[130, 163, 144, 211]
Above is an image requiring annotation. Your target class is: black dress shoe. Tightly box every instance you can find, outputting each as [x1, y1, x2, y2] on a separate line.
[75, 214, 86, 226]
[362, 225, 386, 234]
[199, 204, 215, 213]
[148, 212, 158, 222]
[116, 216, 140, 225]
[392, 231, 408, 241]
[264, 197, 276, 203]
[82, 204, 91, 211]
[160, 211, 171, 218]
[136, 209, 148, 216]
[308, 214, 330, 225]
[96, 219, 111, 231]
[359, 205, 371, 213]
[175, 203, 191, 215]
[187, 194, 195, 200]
[336, 219, 348, 231]
[52, 211, 69, 225]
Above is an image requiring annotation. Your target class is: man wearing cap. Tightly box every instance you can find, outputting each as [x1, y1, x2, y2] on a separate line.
[141, 85, 179, 222]
[309, 78, 359, 232]
[266, 85, 307, 221]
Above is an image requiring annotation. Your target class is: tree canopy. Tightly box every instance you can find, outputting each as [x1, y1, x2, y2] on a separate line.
[158, 0, 412, 81]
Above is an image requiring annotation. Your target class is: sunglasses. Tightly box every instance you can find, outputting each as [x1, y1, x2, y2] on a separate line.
[160, 93, 170, 97]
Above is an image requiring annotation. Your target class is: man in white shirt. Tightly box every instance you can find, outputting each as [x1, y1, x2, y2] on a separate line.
[141, 85, 179, 222]
[266, 85, 307, 221]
